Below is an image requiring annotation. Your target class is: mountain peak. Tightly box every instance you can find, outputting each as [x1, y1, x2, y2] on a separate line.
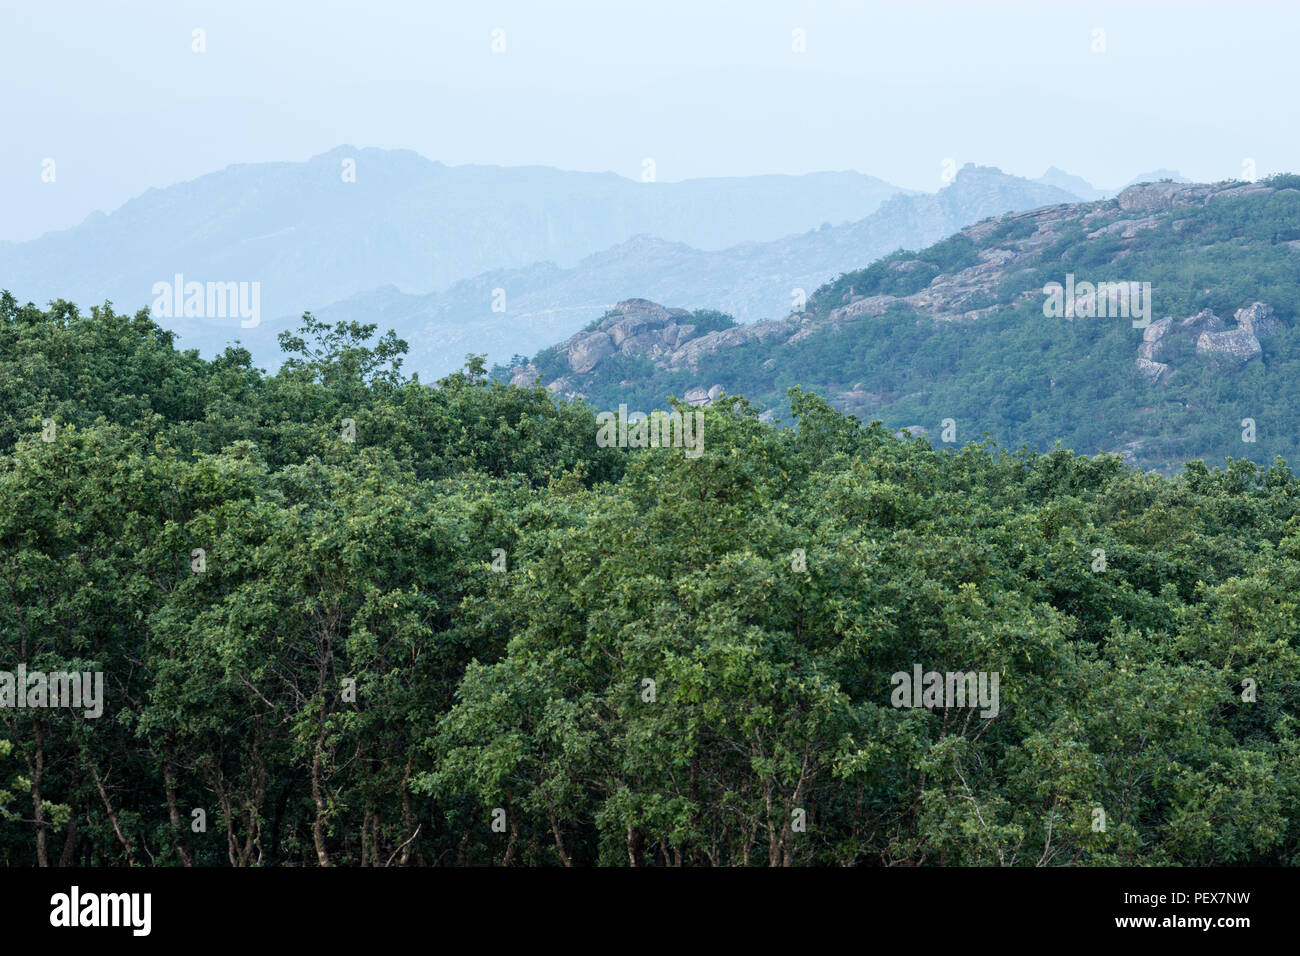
[1123, 168, 1189, 188]
[1034, 167, 1105, 201]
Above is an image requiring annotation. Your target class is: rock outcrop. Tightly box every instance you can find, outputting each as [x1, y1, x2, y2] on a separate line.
[1197, 328, 1262, 365]
[682, 384, 727, 407]
[1137, 317, 1174, 360]
[565, 331, 617, 373]
[1115, 181, 1214, 213]
[508, 364, 540, 387]
[1135, 357, 1171, 384]
[1234, 302, 1282, 337]
[1179, 309, 1226, 337]
[668, 320, 797, 369]
[554, 299, 706, 373]
[1087, 217, 1160, 240]
[551, 298, 802, 375]
[1139, 309, 1224, 362]
[1136, 303, 1283, 381]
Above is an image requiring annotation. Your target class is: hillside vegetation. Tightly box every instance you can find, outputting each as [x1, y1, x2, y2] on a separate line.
[514, 176, 1300, 472]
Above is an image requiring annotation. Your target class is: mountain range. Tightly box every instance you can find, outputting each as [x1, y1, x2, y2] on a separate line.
[1, 148, 1179, 379]
[0, 146, 899, 352]
[308, 164, 1083, 375]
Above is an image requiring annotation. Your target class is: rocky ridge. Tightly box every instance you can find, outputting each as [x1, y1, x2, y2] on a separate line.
[518, 180, 1293, 400]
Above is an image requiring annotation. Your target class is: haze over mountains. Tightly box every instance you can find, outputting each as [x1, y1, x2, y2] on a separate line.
[0, 146, 1184, 377]
[0, 146, 898, 331]
[313, 164, 1081, 375]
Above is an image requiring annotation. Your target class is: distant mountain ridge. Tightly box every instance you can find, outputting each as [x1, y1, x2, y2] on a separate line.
[0, 148, 1199, 381]
[1031, 167, 1194, 202]
[304, 164, 1080, 376]
[0, 145, 904, 349]
[1034, 166, 1108, 201]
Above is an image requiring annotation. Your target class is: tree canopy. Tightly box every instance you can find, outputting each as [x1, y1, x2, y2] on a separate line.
[1, 295, 1296, 866]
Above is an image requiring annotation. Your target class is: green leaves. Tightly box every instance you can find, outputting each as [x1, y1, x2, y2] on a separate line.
[2, 297, 1298, 865]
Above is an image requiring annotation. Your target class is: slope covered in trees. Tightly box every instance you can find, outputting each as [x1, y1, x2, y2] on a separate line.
[509, 176, 1300, 473]
[1, 294, 1297, 866]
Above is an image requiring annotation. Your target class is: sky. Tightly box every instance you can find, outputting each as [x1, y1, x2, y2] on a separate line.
[2, 0, 1297, 241]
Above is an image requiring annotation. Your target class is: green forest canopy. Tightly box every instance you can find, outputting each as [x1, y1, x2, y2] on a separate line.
[0, 293, 1296, 866]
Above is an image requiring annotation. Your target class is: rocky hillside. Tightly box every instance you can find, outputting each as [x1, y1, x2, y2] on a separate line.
[507, 176, 1300, 471]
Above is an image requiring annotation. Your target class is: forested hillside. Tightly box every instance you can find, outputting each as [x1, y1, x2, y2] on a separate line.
[1, 293, 1297, 866]
[514, 176, 1300, 473]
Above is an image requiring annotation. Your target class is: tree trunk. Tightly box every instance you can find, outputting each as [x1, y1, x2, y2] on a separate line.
[32, 718, 48, 867]
[162, 747, 194, 866]
[311, 725, 332, 866]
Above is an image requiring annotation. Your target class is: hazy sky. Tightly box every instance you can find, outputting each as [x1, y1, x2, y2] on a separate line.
[2, 0, 1297, 241]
